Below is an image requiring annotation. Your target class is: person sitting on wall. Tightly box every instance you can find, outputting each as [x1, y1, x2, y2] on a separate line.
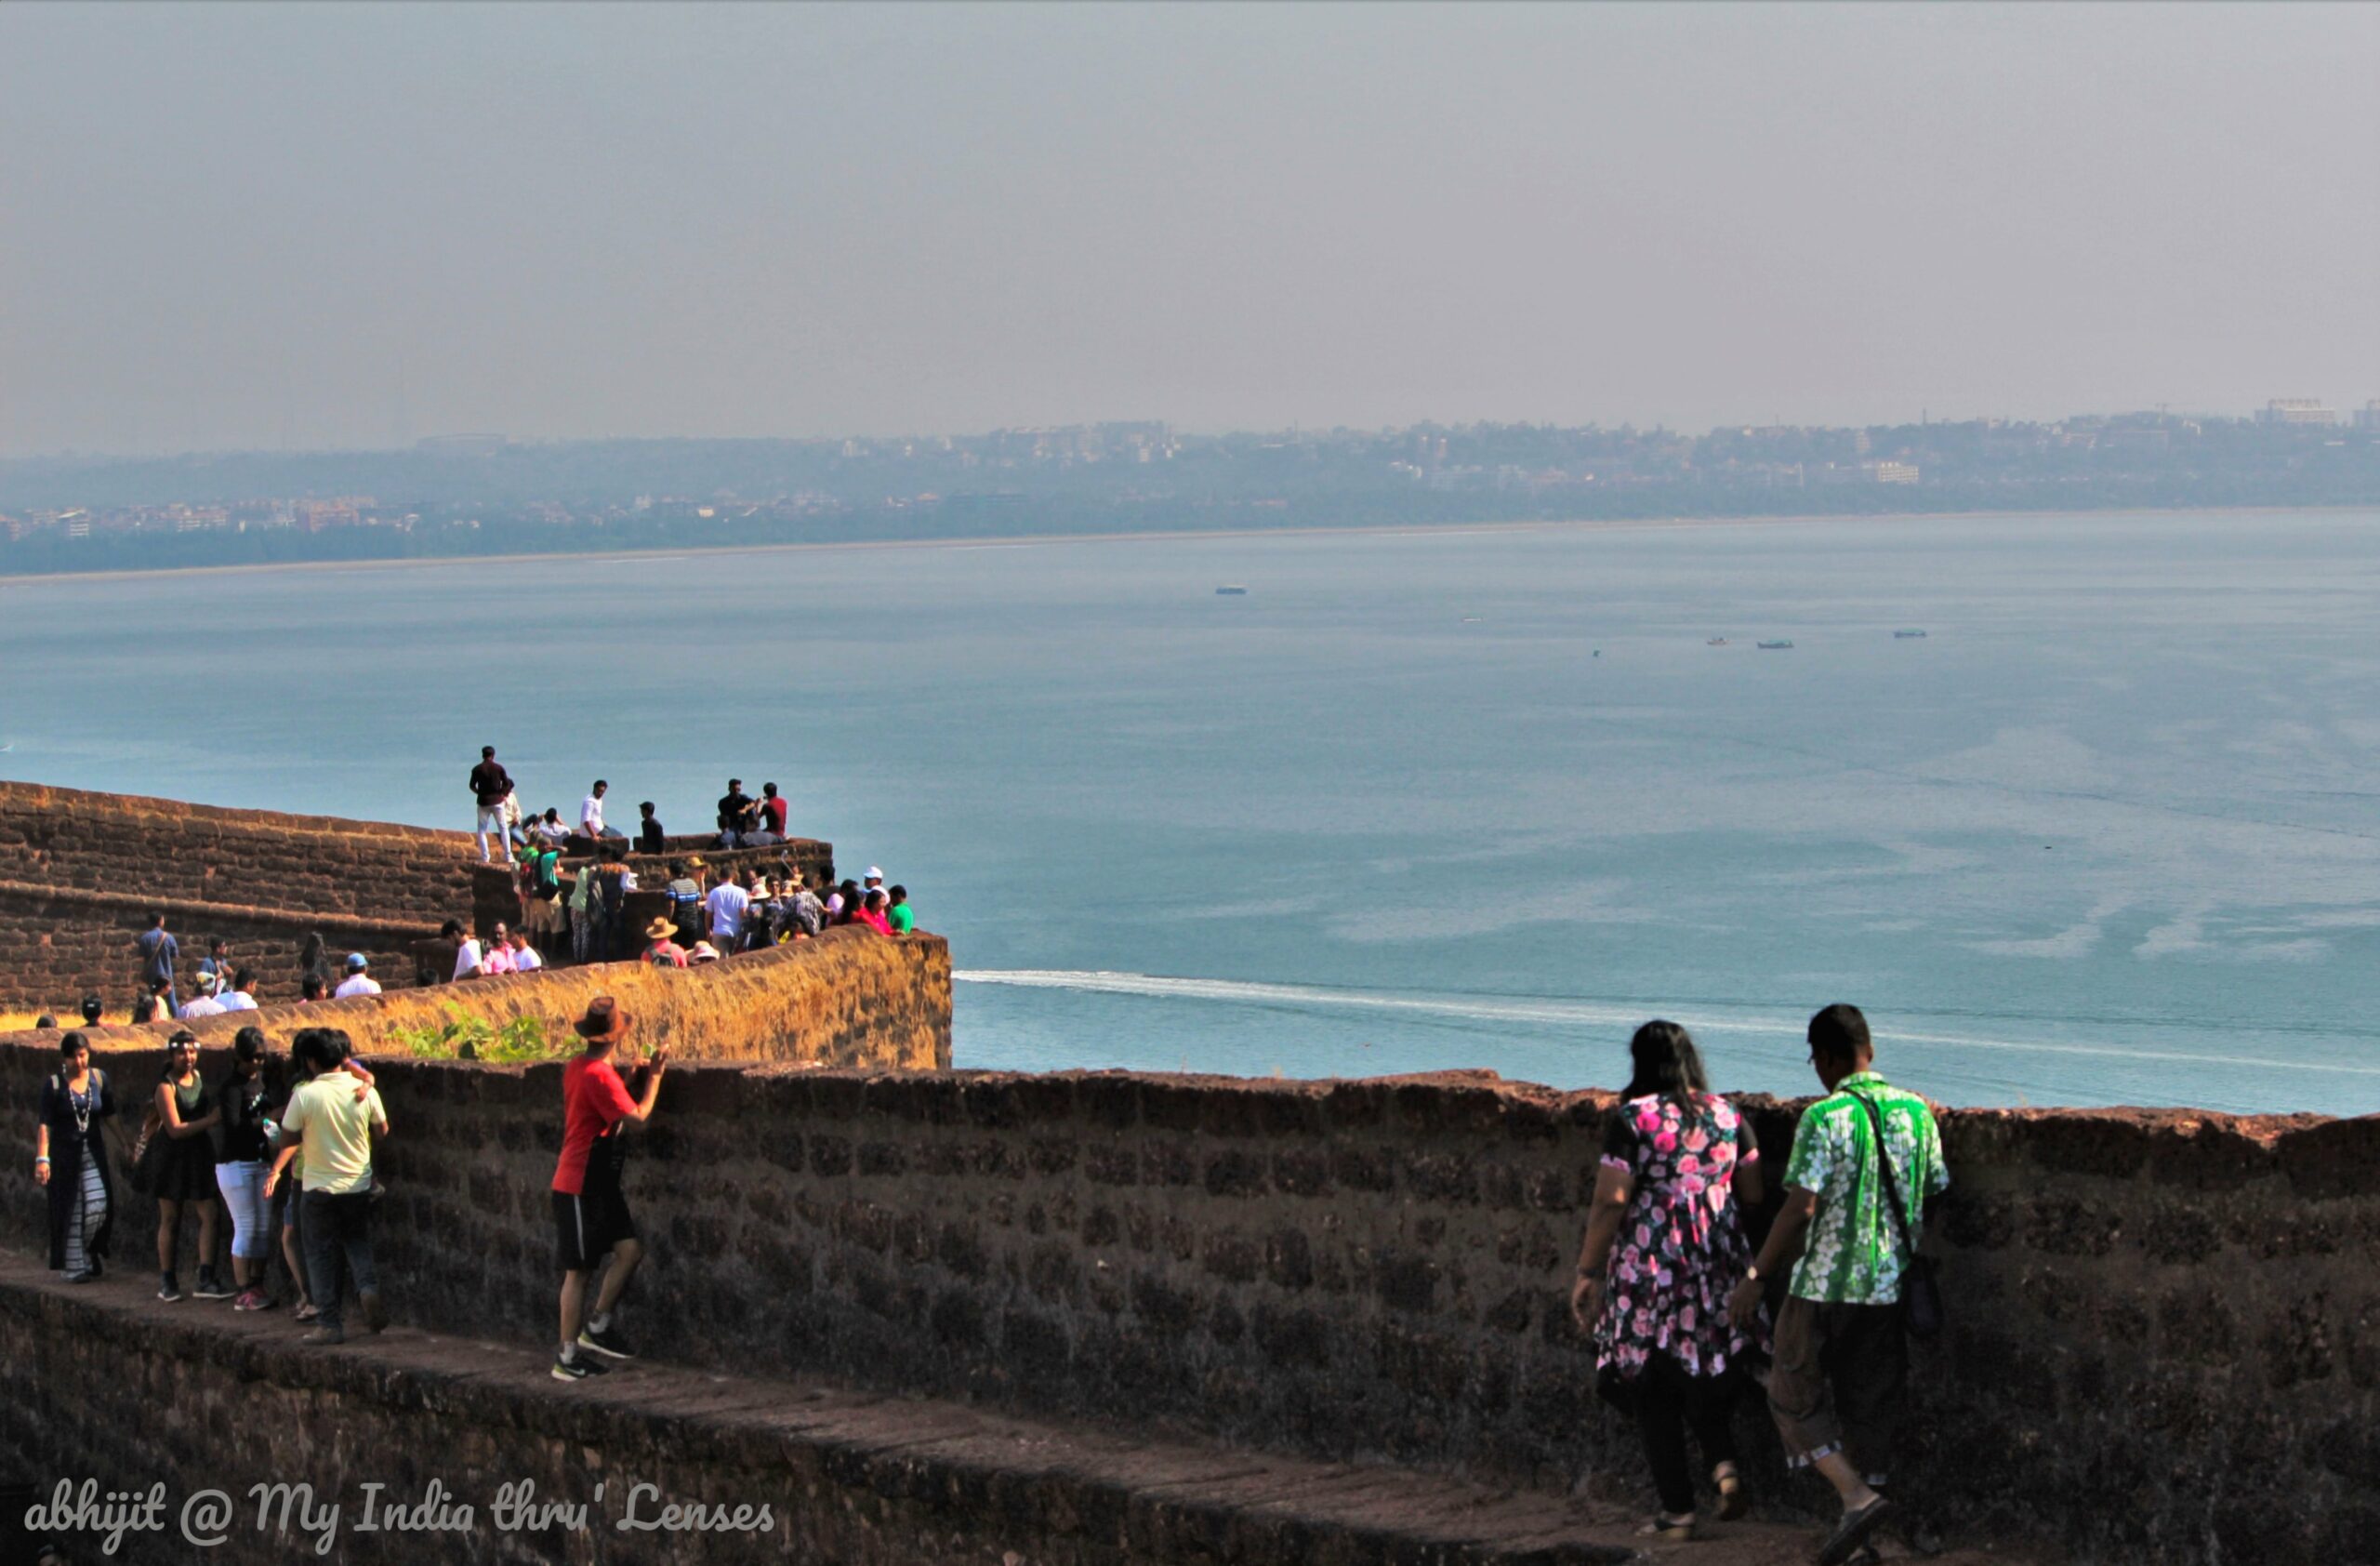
[534, 807, 571, 846]
[333, 953, 380, 1000]
[136, 911, 179, 1016]
[759, 781, 789, 839]
[551, 997, 667, 1381]
[469, 745, 517, 867]
[218, 968, 260, 1014]
[1730, 1003, 1950, 1566]
[79, 995, 104, 1028]
[855, 889, 893, 936]
[641, 916, 689, 969]
[580, 779, 625, 842]
[178, 970, 229, 1020]
[636, 801, 668, 855]
[885, 885, 915, 935]
[715, 777, 758, 848]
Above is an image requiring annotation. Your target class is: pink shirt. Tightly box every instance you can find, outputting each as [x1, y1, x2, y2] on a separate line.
[481, 946, 516, 975]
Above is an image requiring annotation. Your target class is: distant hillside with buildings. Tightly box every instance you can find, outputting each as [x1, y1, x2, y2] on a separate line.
[2, 402, 2376, 576]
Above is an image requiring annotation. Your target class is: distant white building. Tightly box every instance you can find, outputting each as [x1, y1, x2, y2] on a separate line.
[2256, 399, 2337, 427]
[2354, 401, 2380, 431]
[1866, 460, 1921, 484]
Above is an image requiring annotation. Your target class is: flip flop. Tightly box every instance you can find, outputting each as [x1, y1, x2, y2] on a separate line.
[1715, 1469, 1748, 1521]
[1818, 1497, 1894, 1566]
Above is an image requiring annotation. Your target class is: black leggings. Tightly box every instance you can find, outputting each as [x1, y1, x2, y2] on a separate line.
[1632, 1353, 1741, 1517]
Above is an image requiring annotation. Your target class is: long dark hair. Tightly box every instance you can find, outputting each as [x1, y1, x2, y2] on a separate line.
[300, 933, 330, 984]
[1622, 1019, 1710, 1105]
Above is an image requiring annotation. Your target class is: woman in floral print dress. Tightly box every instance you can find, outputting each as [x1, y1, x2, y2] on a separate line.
[1570, 1020, 1770, 1539]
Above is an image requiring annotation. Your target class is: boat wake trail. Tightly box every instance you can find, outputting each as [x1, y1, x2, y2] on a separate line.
[953, 969, 2380, 1079]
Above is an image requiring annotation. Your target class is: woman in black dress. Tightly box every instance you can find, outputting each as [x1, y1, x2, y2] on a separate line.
[34, 1031, 117, 1282]
[151, 1030, 224, 1303]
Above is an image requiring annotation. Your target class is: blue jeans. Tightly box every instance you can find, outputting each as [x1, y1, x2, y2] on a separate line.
[300, 1188, 377, 1333]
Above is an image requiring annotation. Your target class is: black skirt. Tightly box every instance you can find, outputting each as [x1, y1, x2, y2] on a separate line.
[152, 1135, 219, 1203]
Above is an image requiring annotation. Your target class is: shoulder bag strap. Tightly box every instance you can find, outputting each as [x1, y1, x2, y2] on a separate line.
[1850, 1093, 1917, 1256]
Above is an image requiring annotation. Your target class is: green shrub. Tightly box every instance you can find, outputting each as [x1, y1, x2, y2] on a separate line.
[385, 1004, 564, 1064]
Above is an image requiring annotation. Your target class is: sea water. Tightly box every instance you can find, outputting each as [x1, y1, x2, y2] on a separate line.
[4, 509, 2375, 1114]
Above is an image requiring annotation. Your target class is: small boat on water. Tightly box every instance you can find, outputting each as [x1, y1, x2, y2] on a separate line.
[1216, 585, 1249, 596]
[1894, 629, 1928, 639]
[1707, 637, 1728, 646]
[1757, 640, 1793, 650]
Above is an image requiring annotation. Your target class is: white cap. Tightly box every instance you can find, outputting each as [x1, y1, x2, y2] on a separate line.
[866, 866, 883, 881]
[195, 971, 219, 992]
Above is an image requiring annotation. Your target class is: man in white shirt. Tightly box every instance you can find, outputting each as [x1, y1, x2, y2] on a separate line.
[334, 954, 382, 999]
[179, 972, 229, 1020]
[507, 929, 545, 973]
[703, 869, 750, 953]
[217, 968, 260, 1013]
[580, 780, 618, 840]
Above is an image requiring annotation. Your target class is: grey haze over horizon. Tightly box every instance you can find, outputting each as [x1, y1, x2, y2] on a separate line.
[3, 2, 2374, 460]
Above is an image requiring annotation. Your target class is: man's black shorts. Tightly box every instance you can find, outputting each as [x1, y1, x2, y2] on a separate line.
[553, 1182, 637, 1273]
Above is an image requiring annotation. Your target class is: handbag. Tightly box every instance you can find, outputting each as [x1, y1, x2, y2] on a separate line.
[1849, 1093, 1944, 1341]
[127, 1110, 168, 1198]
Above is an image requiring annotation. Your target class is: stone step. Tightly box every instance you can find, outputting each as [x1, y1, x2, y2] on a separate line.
[0, 1255, 2027, 1566]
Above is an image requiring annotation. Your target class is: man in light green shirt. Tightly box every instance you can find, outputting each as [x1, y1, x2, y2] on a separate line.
[266, 1029, 390, 1346]
[1729, 1003, 1949, 1566]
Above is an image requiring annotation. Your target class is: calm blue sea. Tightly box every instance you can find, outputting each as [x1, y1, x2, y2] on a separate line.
[5, 510, 2376, 1114]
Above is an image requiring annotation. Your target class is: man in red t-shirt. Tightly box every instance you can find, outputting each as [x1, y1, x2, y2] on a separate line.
[760, 781, 789, 838]
[551, 996, 666, 1381]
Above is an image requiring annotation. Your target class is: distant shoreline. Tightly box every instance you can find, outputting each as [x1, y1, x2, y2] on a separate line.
[0, 501, 2369, 591]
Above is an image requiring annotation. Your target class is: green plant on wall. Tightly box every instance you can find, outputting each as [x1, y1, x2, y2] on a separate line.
[385, 1004, 566, 1064]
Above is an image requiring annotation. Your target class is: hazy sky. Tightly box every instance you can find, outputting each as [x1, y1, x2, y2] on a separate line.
[3, 3, 2374, 456]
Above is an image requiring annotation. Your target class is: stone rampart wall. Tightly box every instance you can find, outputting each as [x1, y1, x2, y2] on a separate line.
[0, 1052, 2364, 1563]
[0, 780, 482, 1012]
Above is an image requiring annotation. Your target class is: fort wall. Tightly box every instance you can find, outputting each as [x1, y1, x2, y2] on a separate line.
[3, 1049, 2367, 1563]
[0, 780, 480, 1012]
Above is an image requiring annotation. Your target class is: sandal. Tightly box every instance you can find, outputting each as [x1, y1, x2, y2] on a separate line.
[1817, 1497, 1893, 1566]
[1714, 1466, 1749, 1521]
[294, 1302, 320, 1322]
[1636, 1513, 1698, 1541]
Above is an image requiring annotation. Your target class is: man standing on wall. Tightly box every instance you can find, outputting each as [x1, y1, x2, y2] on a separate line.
[551, 997, 666, 1382]
[1730, 1003, 1950, 1566]
[469, 746, 517, 867]
[137, 912, 178, 1015]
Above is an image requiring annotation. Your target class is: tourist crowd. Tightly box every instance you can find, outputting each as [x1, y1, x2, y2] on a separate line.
[26, 996, 1944, 1564]
[68, 747, 920, 1026]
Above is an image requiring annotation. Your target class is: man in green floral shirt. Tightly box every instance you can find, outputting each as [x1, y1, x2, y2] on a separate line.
[1729, 1003, 1949, 1566]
